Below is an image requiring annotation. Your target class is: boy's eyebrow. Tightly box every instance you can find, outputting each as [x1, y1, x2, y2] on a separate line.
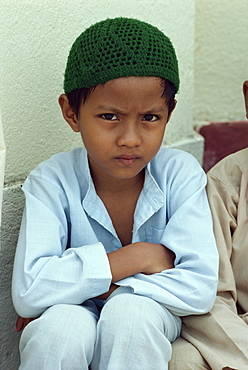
[96, 105, 167, 113]
[96, 105, 123, 112]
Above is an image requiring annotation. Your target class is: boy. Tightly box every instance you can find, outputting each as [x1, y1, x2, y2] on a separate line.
[12, 17, 218, 369]
[170, 81, 248, 369]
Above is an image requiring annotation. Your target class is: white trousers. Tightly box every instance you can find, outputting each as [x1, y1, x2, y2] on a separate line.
[19, 291, 181, 370]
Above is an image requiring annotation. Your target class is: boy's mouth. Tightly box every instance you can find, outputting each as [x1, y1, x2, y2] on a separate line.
[115, 154, 140, 166]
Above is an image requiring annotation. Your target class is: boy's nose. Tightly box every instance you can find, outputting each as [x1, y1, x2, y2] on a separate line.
[117, 122, 142, 147]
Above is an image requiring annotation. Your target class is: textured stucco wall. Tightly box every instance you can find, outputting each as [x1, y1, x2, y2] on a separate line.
[194, 0, 248, 122]
[0, 108, 6, 226]
[1, 1, 196, 368]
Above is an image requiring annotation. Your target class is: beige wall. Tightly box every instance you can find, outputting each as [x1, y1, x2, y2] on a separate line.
[1, 1, 247, 184]
[194, 0, 248, 122]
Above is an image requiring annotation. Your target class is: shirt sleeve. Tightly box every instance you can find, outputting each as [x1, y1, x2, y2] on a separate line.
[116, 155, 219, 316]
[12, 175, 112, 318]
[206, 165, 239, 302]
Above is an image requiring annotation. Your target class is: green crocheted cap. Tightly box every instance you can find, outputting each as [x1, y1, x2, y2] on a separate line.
[64, 17, 179, 94]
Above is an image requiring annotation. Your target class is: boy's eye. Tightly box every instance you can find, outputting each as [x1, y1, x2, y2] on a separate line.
[142, 114, 159, 122]
[101, 113, 117, 121]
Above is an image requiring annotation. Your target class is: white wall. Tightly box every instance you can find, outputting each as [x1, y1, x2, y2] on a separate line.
[1, 0, 196, 185]
[194, 0, 248, 122]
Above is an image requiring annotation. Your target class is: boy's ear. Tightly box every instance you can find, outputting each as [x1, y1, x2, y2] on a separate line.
[243, 81, 248, 119]
[58, 94, 80, 132]
[167, 99, 177, 123]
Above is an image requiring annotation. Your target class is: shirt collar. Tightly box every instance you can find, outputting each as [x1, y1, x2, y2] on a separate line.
[133, 163, 166, 233]
[81, 149, 166, 237]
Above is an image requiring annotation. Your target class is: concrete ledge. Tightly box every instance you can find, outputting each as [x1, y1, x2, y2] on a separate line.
[1, 184, 24, 369]
[165, 131, 204, 165]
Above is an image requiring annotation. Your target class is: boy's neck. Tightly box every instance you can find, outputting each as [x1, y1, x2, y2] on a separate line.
[89, 162, 145, 196]
[89, 163, 145, 246]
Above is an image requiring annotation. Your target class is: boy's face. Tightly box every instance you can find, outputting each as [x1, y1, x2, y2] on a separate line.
[243, 80, 248, 119]
[61, 76, 175, 183]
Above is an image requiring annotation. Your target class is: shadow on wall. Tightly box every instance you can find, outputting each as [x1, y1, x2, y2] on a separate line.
[195, 121, 248, 172]
[0, 184, 24, 369]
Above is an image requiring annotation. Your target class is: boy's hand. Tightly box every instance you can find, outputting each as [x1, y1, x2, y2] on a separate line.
[94, 283, 119, 300]
[140, 242, 175, 275]
[15, 316, 37, 332]
[97, 243, 174, 299]
[108, 242, 175, 283]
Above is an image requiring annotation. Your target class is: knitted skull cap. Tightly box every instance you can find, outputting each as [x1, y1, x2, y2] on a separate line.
[64, 17, 179, 94]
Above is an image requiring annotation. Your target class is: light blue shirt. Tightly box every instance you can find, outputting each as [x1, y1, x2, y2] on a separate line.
[12, 147, 218, 318]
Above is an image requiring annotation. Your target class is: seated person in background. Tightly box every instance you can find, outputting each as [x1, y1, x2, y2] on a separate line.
[169, 80, 248, 369]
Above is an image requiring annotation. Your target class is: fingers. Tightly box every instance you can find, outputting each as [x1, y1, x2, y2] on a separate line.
[14, 316, 37, 332]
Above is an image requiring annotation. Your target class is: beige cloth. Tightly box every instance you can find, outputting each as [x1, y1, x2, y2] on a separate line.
[0, 107, 5, 227]
[170, 148, 248, 370]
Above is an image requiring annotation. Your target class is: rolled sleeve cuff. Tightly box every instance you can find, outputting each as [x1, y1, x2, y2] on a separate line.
[73, 242, 112, 298]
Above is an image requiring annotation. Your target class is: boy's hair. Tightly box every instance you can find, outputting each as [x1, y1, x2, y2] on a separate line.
[63, 17, 180, 95]
[67, 79, 176, 117]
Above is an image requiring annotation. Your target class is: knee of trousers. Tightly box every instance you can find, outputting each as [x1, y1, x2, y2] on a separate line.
[91, 294, 181, 369]
[99, 293, 180, 340]
[20, 303, 97, 363]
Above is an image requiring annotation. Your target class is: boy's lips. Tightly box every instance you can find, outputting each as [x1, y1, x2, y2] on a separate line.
[115, 154, 141, 166]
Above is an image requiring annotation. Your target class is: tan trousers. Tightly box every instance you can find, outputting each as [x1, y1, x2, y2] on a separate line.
[169, 337, 210, 370]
